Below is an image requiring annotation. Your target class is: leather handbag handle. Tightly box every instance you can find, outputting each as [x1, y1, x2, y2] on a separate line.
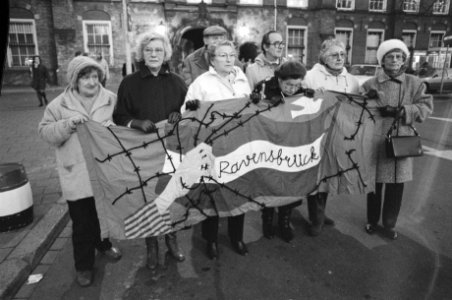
[386, 117, 419, 139]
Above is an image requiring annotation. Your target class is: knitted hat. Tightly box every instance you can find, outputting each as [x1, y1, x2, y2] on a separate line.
[66, 56, 104, 88]
[275, 60, 307, 79]
[203, 25, 227, 37]
[376, 39, 410, 66]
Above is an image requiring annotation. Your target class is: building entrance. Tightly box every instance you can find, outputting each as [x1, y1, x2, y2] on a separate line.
[180, 28, 205, 60]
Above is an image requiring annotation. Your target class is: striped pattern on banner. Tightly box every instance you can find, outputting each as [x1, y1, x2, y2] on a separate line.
[124, 201, 171, 238]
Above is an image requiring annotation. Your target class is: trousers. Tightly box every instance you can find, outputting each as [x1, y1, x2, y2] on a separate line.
[201, 214, 245, 242]
[67, 197, 112, 271]
[367, 182, 404, 229]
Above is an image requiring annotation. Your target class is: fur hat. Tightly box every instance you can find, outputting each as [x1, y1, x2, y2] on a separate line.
[66, 56, 104, 88]
[275, 60, 307, 79]
[376, 39, 410, 66]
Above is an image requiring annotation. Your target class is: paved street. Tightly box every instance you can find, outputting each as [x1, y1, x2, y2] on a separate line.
[2, 90, 452, 299]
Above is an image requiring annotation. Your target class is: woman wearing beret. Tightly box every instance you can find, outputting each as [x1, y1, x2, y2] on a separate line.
[39, 56, 121, 287]
[303, 39, 360, 237]
[250, 60, 307, 242]
[361, 39, 433, 239]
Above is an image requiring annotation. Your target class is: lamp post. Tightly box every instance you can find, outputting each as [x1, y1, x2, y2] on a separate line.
[440, 34, 452, 94]
[122, 0, 132, 75]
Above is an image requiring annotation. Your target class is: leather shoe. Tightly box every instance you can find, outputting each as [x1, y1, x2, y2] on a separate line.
[231, 240, 248, 256]
[385, 228, 398, 240]
[365, 223, 377, 235]
[76, 270, 93, 287]
[103, 246, 122, 261]
[206, 242, 219, 260]
[324, 216, 335, 226]
[165, 233, 185, 262]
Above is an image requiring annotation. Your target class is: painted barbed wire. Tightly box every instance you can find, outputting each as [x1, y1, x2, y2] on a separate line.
[94, 92, 373, 228]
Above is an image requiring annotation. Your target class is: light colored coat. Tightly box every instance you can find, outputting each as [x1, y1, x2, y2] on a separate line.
[362, 72, 433, 183]
[245, 53, 285, 89]
[304, 63, 360, 93]
[182, 66, 251, 113]
[38, 87, 117, 201]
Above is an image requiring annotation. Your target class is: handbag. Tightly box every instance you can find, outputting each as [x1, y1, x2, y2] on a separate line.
[386, 123, 423, 158]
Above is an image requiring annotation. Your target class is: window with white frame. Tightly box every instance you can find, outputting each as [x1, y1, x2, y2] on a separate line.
[429, 31, 445, 49]
[287, 0, 308, 8]
[335, 28, 353, 65]
[401, 30, 416, 49]
[432, 0, 450, 14]
[83, 21, 113, 65]
[402, 0, 419, 12]
[8, 19, 38, 67]
[286, 26, 307, 64]
[337, 0, 355, 10]
[238, 0, 262, 5]
[369, 0, 387, 11]
[186, 0, 212, 3]
[365, 29, 384, 64]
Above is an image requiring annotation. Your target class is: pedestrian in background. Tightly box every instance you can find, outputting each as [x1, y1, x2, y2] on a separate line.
[182, 25, 242, 86]
[113, 31, 186, 270]
[182, 40, 251, 259]
[38, 56, 122, 287]
[245, 30, 286, 89]
[31, 56, 49, 107]
[94, 52, 109, 87]
[250, 60, 307, 242]
[303, 39, 360, 236]
[362, 39, 433, 239]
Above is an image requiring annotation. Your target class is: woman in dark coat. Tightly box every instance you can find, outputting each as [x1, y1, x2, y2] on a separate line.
[113, 31, 186, 270]
[361, 39, 433, 239]
[31, 56, 49, 106]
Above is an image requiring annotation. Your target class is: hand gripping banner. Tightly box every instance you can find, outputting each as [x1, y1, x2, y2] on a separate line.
[78, 91, 378, 239]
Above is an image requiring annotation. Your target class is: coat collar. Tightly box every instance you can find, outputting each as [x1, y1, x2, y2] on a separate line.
[190, 47, 210, 70]
[138, 62, 171, 78]
[60, 86, 112, 116]
[376, 71, 406, 84]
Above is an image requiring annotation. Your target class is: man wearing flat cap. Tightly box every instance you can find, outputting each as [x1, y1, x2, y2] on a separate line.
[182, 25, 242, 85]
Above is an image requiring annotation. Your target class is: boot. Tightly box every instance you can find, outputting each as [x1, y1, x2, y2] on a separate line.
[308, 194, 324, 237]
[262, 207, 275, 239]
[165, 232, 185, 262]
[278, 206, 294, 242]
[145, 236, 158, 270]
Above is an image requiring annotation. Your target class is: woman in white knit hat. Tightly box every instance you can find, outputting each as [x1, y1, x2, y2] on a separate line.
[38, 56, 121, 287]
[361, 39, 433, 239]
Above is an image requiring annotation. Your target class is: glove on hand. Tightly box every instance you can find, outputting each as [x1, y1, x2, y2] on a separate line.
[185, 99, 200, 111]
[269, 95, 284, 106]
[168, 112, 181, 124]
[379, 105, 404, 119]
[304, 88, 315, 98]
[130, 119, 156, 133]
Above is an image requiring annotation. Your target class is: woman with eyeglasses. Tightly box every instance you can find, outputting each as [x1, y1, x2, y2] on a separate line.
[182, 40, 251, 260]
[113, 31, 187, 271]
[303, 39, 360, 237]
[250, 60, 307, 242]
[361, 39, 432, 239]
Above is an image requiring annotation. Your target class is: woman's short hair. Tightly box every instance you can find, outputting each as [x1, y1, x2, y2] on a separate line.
[275, 60, 307, 80]
[135, 31, 172, 62]
[77, 66, 102, 83]
[318, 39, 345, 64]
[207, 40, 236, 64]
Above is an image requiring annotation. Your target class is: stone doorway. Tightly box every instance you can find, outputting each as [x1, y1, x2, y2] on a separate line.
[180, 27, 205, 60]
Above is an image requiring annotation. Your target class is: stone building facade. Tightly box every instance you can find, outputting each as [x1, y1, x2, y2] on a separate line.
[5, 0, 452, 86]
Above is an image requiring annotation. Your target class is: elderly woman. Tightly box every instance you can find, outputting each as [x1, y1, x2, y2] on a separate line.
[250, 60, 307, 242]
[362, 39, 433, 239]
[303, 39, 360, 237]
[38, 56, 121, 287]
[113, 31, 187, 270]
[183, 40, 251, 259]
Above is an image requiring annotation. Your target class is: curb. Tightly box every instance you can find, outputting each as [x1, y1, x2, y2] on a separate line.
[0, 203, 69, 300]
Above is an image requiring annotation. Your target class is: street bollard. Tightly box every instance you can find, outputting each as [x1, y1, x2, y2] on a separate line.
[0, 163, 34, 232]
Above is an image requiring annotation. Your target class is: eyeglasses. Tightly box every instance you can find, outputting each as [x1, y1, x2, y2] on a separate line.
[327, 52, 346, 59]
[144, 48, 164, 55]
[215, 53, 236, 60]
[269, 41, 285, 48]
[384, 53, 405, 61]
